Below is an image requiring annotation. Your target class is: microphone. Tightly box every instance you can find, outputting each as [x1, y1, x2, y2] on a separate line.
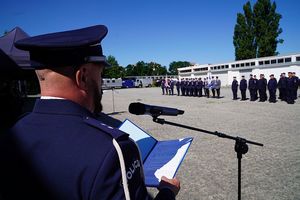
[129, 102, 184, 116]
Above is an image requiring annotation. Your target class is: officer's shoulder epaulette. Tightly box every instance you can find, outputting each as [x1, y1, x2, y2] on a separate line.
[83, 116, 128, 141]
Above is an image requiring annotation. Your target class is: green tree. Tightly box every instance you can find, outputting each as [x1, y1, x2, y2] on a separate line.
[103, 55, 125, 78]
[233, 0, 283, 60]
[253, 0, 283, 57]
[168, 61, 191, 75]
[233, 2, 256, 60]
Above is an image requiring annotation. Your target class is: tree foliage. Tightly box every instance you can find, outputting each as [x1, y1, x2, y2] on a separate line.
[233, 0, 283, 60]
[253, 0, 283, 57]
[125, 61, 167, 76]
[168, 61, 191, 75]
[233, 2, 256, 60]
[103, 55, 125, 78]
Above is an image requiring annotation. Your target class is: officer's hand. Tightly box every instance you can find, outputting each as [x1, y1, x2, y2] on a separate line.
[158, 176, 180, 196]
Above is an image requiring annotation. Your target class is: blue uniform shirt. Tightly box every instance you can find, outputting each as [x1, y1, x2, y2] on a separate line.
[0, 99, 174, 200]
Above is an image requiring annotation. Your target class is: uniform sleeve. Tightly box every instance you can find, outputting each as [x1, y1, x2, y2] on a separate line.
[154, 188, 175, 200]
[89, 146, 125, 200]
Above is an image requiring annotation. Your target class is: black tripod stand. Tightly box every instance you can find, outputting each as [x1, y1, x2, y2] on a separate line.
[152, 116, 263, 200]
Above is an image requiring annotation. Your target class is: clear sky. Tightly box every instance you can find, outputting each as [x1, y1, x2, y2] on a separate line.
[1, 0, 299, 68]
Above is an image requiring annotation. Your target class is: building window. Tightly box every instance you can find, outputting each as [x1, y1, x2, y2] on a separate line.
[112, 80, 115, 83]
[236, 64, 240, 68]
[246, 63, 250, 66]
[214, 66, 217, 70]
[259, 61, 264, 65]
[251, 62, 255, 66]
[278, 58, 284, 63]
[264, 60, 270, 65]
[241, 63, 245, 67]
[296, 56, 300, 61]
[225, 65, 229, 68]
[180, 69, 191, 73]
[221, 65, 225, 69]
[285, 57, 291, 62]
[217, 66, 220, 69]
[271, 59, 276, 64]
[231, 64, 235, 68]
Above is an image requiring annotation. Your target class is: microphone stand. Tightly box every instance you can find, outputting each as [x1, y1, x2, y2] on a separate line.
[152, 115, 263, 200]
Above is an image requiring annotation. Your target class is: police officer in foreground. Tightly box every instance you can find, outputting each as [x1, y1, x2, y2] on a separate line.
[0, 25, 180, 200]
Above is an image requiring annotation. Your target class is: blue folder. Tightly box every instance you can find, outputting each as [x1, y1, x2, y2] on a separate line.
[119, 119, 193, 187]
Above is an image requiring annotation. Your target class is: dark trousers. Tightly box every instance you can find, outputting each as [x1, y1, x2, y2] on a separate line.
[161, 88, 165, 95]
[211, 89, 215, 97]
[259, 90, 267, 102]
[240, 89, 246, 100]
[286, 89, 295, 104]
[181, 88, 185, 96]
[216, 88, 220, 98]
[194, 88, 198, 96]
[232, 89, 238, 99]
[198, 88, 203, 97]
[176, 88, 180, 96]
[249, 89, 256, 101]
[269, 89, 276, 102]
[294, 88, 298, 100]
[279, 88, 286, 101]
[205, 88, 210, 98]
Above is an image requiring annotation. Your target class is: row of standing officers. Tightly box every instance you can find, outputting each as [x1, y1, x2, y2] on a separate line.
[159, 72, 299, 104]
[232, 72, 299, 104]
[161, 76, 222, 98]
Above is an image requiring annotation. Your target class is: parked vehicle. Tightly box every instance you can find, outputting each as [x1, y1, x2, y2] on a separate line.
[133, 78, 153, 87]
[102, 78, 122, 89]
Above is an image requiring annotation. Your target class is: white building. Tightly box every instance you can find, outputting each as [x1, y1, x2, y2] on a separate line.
[178, 53, 300, 86]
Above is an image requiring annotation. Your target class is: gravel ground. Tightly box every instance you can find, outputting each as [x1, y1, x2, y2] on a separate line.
[101, 87, 300, 200]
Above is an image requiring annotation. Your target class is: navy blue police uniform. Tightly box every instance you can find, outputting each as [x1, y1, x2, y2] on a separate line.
[231, 78, 238, 100]
[180, 79, 185, 96]
[258, 76, 268, 102]
[286, 76, 295, 104]
[248, 75, 256, 101]
[292, 75, 299, 100]
[0, 25, 175, 200]
[240, 77, 247, 100]
[278, 75, 287, 101]
[175, 80, 180, 96]
[161, 80, 165, 95]
[197, 79, 203, 97]
[268, 75, 277, 103]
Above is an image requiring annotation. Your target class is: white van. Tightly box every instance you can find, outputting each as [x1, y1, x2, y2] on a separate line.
[102, 78, 123, 89]
[134, 78, 152, 87]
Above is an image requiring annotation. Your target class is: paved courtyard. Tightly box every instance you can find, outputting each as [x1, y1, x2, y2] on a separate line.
[101, 87, 300, 200]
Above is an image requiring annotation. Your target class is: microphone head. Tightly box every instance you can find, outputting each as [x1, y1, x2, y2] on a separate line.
[129, 102, 145, 115]
[178, 110, 184, 115]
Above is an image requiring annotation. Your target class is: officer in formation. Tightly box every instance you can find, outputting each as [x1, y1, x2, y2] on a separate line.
[286, 72, 299, 104]
[215, 76, 221, 98]
[231, 76, 239, 100]
[160, 79, 166, 95]
[268, 74, 277, 103]
[240, 76, 247, 100]
[248, 74, 258, 101]
[278, 73, 287, 101]
[258, 74, 268, 102]
[0, 25, 180, 199]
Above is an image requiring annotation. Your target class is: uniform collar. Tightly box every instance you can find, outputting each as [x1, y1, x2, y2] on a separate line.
[33, 98, 94, 118]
